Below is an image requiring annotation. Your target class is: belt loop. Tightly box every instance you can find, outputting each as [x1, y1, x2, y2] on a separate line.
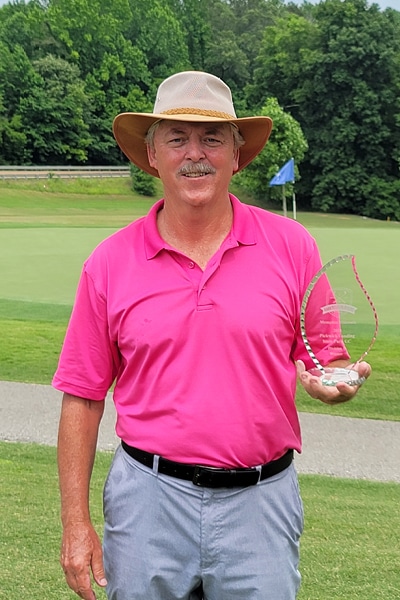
[152, 454, 160, 474]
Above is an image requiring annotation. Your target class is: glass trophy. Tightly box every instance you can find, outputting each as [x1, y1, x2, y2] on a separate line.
[300, 254, 378, 386]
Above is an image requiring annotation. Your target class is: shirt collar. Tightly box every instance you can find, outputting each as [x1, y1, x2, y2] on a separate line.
[144, 194, 257, 260]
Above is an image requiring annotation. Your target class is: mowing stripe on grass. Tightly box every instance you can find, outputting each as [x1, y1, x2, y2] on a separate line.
[0, 227, 117, 304]
[1, 226, 399, 323]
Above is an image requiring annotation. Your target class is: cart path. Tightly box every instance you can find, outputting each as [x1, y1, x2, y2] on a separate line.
[1, 380, 399, 484]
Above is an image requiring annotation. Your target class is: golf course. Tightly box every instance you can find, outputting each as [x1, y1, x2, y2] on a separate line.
[0, 176, 399, 599]
[1, 176, 398, 420]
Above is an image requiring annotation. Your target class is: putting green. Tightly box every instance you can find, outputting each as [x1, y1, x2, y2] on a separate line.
[0, 228, 117, 305]
[309, 228, 399, 326]
[0, 225, 399, 325]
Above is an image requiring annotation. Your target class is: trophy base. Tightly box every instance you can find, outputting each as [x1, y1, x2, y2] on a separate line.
[308, 367, 366, 387]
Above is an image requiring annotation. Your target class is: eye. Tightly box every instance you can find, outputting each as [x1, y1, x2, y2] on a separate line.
[204, 137, 223, 146]
[167, 135, 187, 148]
[167, 137, 186, 146]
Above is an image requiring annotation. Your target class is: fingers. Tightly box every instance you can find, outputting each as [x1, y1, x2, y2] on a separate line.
[91, 546, 108, 588]
[62, 557, 97, 600]
[356, 360, 372, 380]
[296, 360, 371, 405]
[296, 360, 306, 377]
[307, 376, 355, 405]
[60, 525, 106, 600]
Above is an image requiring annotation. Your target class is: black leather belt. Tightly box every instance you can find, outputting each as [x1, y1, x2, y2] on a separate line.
[121, 441, 293, 488]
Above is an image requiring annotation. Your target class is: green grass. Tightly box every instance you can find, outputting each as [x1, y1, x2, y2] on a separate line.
[0, 441, 110, 600]
[0, 320, 66, 383]
[298, 475, 400, 599]
[0, 174, 159, 198]
[0, 178, 399, 419]
[0, 177, 157, 228]
[1, 441, 399, 600]
[295, 324, 400, 421]
[2, 179, 399, 599]
[306, 228, 398, 326]
[0, 227, 120, 304]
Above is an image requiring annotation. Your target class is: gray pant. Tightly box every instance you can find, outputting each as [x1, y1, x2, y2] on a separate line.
[103, 446, 304, 599]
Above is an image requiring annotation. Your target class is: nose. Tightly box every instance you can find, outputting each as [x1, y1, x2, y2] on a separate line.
[184, 137, 206, 161]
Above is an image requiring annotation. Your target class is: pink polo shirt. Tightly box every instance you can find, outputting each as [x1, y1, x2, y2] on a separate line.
[53, 195, 345, 467]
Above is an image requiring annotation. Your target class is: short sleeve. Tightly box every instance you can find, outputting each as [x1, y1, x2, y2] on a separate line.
[52, 265, 121, 400]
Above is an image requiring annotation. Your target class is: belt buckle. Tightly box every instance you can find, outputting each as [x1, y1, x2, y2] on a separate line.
[192, 465, 226, 487]
[192, 465, 260, 488]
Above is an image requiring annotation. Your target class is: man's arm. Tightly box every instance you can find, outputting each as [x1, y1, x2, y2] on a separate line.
[57, 393, 107, 600]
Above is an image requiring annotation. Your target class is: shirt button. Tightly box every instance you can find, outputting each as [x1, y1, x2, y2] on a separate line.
[188, 261, 195, 269]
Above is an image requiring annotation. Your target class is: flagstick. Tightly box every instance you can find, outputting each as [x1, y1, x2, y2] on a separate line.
[282, 184, 287, 217]
[269, 159, 295, 218]
[293, 191, 297, 221]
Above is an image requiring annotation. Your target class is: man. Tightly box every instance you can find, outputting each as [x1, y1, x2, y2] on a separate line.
[54, 71, 370, 600]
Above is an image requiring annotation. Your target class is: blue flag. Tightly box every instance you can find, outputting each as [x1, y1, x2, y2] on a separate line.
[269, 158, 295, 186]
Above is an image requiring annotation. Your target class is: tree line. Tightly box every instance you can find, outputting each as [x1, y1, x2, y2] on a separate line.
[0, 0, 399, 220]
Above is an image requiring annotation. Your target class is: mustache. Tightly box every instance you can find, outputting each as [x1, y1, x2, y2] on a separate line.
[178, 163, 216, 176]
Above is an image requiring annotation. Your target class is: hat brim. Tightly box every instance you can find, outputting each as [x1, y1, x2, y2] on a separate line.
[113, 113, 273, 178]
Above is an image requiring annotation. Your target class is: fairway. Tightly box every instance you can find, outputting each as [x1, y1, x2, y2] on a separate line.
[0, 181, 399, 420]
[1, 184, 400, 599]
[1, 441, 400, 600]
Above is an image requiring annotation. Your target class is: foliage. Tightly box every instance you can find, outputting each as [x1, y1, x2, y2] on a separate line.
[251, 0, 400, 218]
[235, 96, 308, 205]
[165, 0, 210, 70]
[20, 55, 90, 164]
[130, 163, 157, 196]
[0, 42, 37, 162]
[0, 0, 400, 219]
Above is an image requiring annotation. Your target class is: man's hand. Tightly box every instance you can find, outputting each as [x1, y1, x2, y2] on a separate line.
[296, 360, 371, 405]
[61, 521, 107, 600]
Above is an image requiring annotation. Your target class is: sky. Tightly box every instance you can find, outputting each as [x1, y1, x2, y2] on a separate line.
[369, 0, 399, 6]
[291, 0, 399, 8]
[0, 0, 398, 9]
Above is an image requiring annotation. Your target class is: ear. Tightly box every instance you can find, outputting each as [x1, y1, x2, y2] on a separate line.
[232, 147, 240, 174]
[147, 144, 157, 170]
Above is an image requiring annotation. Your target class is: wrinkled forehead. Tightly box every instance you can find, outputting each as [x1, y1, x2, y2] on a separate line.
[157, 119, 233, 137]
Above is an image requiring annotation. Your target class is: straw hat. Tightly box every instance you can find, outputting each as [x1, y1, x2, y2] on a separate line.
[113, 71, 273, 178]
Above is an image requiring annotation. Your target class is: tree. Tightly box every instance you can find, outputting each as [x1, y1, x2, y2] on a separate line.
[84, 39, 151, 165]
[19, 55, 90, 164]
[204, 30, 249, 93]
[165, 0, 210, 70]
[235, 96, 308, 206]
[305, 0, 400, 217]
[251, 0, 400, 219]
[130, 163, 157, 196]
[44, 0, 133, 77]
[0, 102, 27, 165]
[229, 0, 287, 74]
[0, 41, 39, 163]
[126, 0, 190, 80]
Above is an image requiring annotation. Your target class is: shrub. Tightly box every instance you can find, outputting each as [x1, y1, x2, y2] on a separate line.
[130, 164, 157, 196]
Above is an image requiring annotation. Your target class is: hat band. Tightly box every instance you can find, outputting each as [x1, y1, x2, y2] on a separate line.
[160, 107, 236, 120]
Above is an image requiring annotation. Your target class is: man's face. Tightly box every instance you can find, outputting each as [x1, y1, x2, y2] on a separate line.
[147, 120, 240, 207]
